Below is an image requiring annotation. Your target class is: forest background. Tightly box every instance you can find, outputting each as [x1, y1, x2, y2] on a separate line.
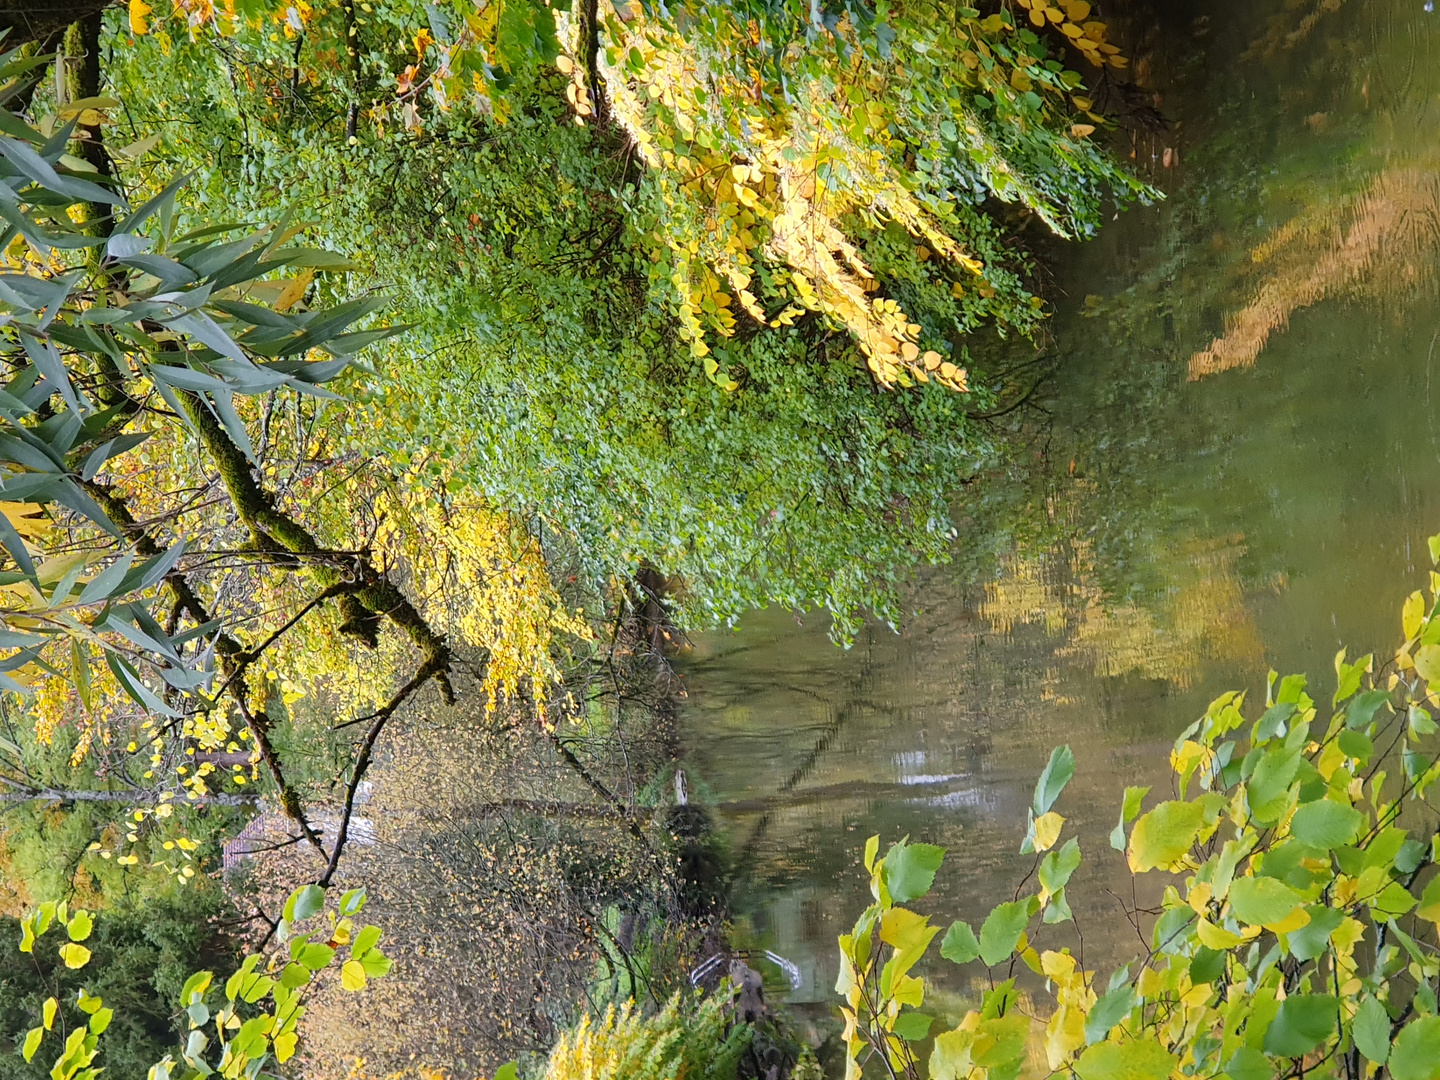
[0, 0, 1158, 1075]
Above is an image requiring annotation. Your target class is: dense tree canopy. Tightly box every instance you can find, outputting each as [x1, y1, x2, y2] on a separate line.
[0, 0, 1153, 1073]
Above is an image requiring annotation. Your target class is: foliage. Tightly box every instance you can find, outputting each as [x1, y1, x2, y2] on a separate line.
[95, 68, 998, 637]
[836, 537, 1440, 1080]
[119, 0, 1151, 390]
[11, 882, 391, 1079]
[540, 991, 751, 1080]
[0, 888, 237, 1079]
[98, 0, 1151, 636]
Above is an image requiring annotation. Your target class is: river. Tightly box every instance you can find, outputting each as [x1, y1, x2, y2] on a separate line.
[676, 0, 1440, 1009]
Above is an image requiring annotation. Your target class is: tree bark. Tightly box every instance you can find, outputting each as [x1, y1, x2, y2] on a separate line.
[0, 0, 111, 48]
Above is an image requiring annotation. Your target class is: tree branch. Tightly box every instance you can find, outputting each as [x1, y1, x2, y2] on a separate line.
[316, 654, 446, 887]
[181, 391, 455, 702]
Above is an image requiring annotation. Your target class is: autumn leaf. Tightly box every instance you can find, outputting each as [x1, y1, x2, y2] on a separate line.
[129, 0, 151, 36]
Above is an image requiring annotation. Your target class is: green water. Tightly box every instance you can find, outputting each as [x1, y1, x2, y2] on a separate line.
[676, 0, 1440, 1002]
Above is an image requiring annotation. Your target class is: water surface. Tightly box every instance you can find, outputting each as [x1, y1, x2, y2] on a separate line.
[677, 0, 1440, 1004]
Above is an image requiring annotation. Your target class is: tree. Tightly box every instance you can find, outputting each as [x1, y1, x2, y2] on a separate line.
[98, 0, 1151, 636]
[0, 33, 467, 883]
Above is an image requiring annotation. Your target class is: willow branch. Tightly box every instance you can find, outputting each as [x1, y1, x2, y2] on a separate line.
[180, 391, 454, 702]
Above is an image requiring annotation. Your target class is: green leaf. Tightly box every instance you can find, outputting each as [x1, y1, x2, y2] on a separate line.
[295, 943, 335, 971]
[939, 920, 980, 965]
[1429, 533, 1440, 565]
[1084, 984, 1136, 1045]
[881, 839, 946, 903]
[1390, 1016, 1440, 1080]
[178, 970, 212, 1007]
[1040, 838, 1082, 894]
[1127, 800, 1204, 871]
[66, 910, 93, 942]
[1110, 788, 1151, 852]
[278, 962, 311, 989]
[1288, 800, 1363, 849]
[1372, 881, 1417, 917]
[284, 884, 325, 922]
[1033, 745, 1075, 815]
[1263, 994, 1337, 1057]
[1334, 649, 1364, 705]
[1223, 1046, 1272, 1080]
[1229, 876, 1304, 928]
[494, 1066, 519, 1080]
[1247, 744, 1304, 822]
[1338, 729, 1374, 761]
[351, 925, 382, 958]
[1418, 875, 1440, 923]
[893, 1012, 934, 1041]
[1409, 705, 1436, 737]
[1353, 995, 1391, 1065]
[360, 949, 393, 978]
[88, 1007, 112, 1035]
[1347, 689, 1391, 729]
[978, 900, 1032, 966]
[1286, 906, 1345, 962]
[974, 1012, 1029, 1068]
[1073, 1040, 1176, 1080]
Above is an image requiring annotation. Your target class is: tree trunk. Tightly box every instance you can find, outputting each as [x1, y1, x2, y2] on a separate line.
[0, 0, 111, 48]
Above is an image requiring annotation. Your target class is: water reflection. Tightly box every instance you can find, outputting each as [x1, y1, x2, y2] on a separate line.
[677, 0, 1440, 1011]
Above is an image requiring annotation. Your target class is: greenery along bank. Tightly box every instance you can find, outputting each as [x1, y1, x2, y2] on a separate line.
[96, 0, 1150, 639]
[0, 0, 1148, 1075]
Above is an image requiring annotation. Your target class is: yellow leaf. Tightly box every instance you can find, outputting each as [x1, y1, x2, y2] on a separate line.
[893, 972, 925, 1007]
[1045, 1004, 1086, 1069]
[129, 0, 151, 35]
[1187, 882, 1213, 914]
[0, 502, 50, 541]
[1040, 950, 1076, 979]
[274, 269, 315, 313]
[1416, 643, 1440, 685]
[555, 55, 574, 74]
[1195, 918, 1242, 950]
[340, 959, 367, 991]
[1266, 905, 1311, 935]
[1069, 123, 1096, 138]
[1404, 591, 1425, 640]
[1062, 0, 1091, 19]
[274, 1031, 298, 1062]
[58, 943, 91, 969]
[1032, 811, 1065, 852]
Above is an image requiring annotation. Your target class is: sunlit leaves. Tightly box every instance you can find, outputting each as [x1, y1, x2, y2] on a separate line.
[1073, 1040, 1176, 1080]
[57, 942, 91, 969]
[1127, 800, 1204, 872]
